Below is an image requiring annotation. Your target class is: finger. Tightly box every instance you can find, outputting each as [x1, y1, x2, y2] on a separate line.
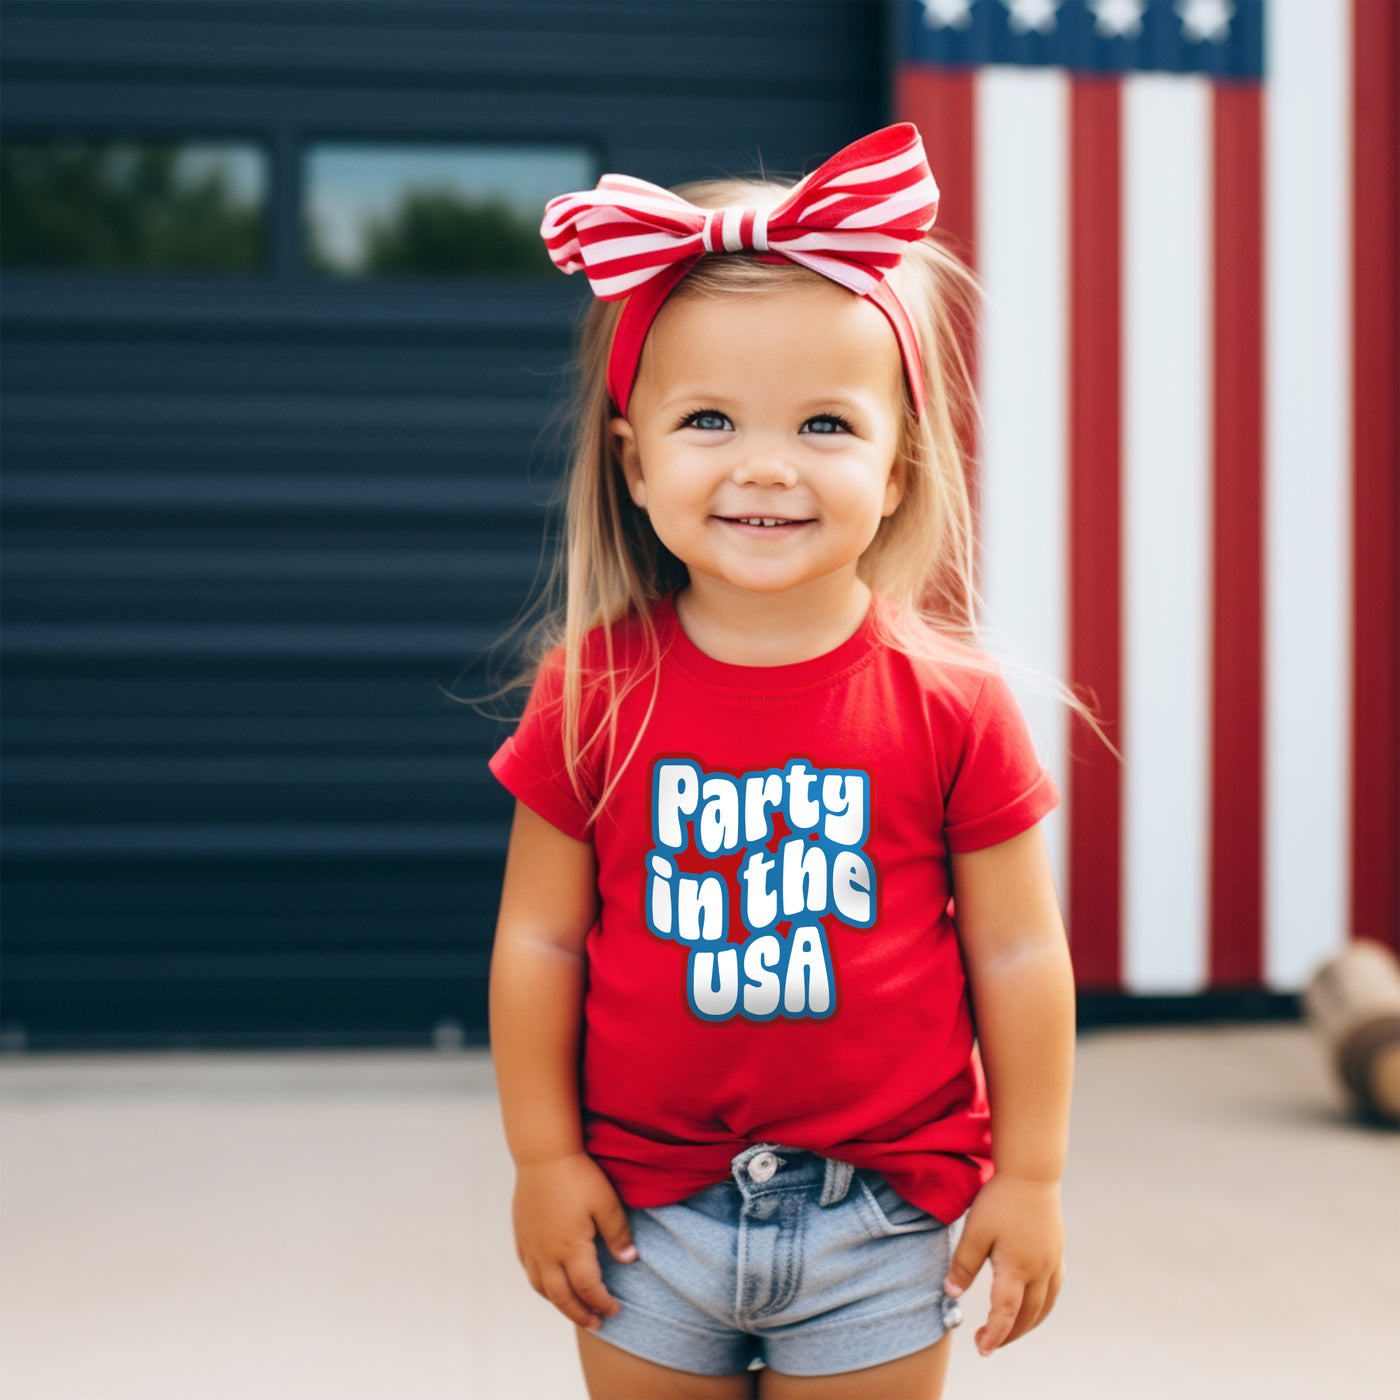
[943, 1218, 992, 1299]
[593, 1195, 638, 1264]
[566, 1248, 621, 1319]
[541, 1263, 603, 1332]
[975, 1270, 1026, 1356]
[1003, 1277, 1048, 1345]
[1039, 1262, 1065, 1323]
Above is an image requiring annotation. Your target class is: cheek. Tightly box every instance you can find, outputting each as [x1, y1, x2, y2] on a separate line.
[839, 457, 900, 522]
[634, 480, 693, 537]
[646, 459, 711, 514]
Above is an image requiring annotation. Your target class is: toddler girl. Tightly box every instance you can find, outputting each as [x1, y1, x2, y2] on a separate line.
[488, 124, 1076, 1400]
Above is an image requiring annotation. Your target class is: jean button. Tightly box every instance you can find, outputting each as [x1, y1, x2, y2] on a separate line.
[748, 1151, 778, 1183]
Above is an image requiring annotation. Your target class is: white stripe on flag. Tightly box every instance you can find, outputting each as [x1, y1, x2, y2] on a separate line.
[1123, 74, 1213, 993]
[975, 66, 1071, 906]
[1265, 0, 1352, 986]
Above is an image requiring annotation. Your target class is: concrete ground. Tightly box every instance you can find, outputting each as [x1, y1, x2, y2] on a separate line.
[1, 1024, 1396, 1400]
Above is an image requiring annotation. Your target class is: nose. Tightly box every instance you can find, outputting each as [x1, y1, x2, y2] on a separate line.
[732, 440, 798, 489]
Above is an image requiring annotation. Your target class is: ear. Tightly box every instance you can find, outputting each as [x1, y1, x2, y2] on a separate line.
[610, 417, 647, 509]
[881, 453, 907, 518]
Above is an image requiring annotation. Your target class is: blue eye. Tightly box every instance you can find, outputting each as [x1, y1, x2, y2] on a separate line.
[802, 414, 853, 435]
[678, 409, 732, 431]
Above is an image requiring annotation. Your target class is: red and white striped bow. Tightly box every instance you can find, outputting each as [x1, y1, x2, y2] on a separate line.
[541, 123, 940, 302]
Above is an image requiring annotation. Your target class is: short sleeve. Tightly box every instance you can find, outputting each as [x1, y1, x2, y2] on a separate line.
[943, 670, 1060, 853]
[487, 648, 596, 842]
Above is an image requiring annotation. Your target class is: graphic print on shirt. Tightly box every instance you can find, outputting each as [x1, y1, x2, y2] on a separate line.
[643, 757, 877, 1022]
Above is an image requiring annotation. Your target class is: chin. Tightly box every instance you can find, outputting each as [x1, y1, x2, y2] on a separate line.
[727, 573, 843, 598]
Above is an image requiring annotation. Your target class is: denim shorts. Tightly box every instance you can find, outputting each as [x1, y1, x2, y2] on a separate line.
[591, 1142, 964, 1378]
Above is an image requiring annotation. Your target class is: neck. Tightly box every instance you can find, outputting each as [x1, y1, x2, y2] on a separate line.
[672, 573, 874, 667]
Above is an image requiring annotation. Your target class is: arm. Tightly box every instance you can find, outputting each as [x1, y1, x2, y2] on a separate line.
[942, 822, 1075, 1355]
[489, 798, 637, 1331]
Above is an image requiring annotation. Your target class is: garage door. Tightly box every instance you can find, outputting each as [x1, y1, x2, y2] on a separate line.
[0, 0, 886, 1047]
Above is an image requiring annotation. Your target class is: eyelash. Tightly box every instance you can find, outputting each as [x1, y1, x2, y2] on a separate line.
[674, 409, 854, 434]
[805, 413, 854, 435]
[673, 408, 729, 431]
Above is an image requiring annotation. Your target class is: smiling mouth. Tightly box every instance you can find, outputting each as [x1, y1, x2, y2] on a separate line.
[720, 516, 814, 528]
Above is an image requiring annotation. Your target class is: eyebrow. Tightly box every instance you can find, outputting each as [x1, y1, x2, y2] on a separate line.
[657, 392, 871, 413]
[796, 397, 869, 412]
[654, 391, 739, 410]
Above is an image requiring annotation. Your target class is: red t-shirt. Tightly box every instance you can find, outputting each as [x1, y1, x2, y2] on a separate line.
[488, 592, 1059, 1224]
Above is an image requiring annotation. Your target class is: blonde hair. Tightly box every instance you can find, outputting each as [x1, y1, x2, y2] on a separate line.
[484, 173, 1109, 821]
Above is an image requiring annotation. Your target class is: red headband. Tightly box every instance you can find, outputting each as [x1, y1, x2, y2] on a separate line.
[539, 123, 939, 418]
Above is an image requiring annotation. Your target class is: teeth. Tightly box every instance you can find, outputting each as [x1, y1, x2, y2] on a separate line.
[737, 517, 789, 526]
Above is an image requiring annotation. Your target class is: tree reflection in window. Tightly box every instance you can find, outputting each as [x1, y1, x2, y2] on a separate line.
[303, 144, 594, 279]
[0, 137, 266, 273]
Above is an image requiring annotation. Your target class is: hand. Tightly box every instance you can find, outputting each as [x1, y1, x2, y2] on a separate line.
[512, 1151, 638, 1332]
[942, 1174, 1065, 1356]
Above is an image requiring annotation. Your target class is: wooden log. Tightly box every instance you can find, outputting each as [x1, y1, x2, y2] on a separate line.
[1303, 939, 1400, 1126]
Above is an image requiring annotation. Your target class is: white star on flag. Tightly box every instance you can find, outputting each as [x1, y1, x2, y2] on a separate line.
[1088, 0, 1146, 39]
[920, 0, 974, 30]
[1176, 0, 1234, 43]
[1004, 0, 1060, 35]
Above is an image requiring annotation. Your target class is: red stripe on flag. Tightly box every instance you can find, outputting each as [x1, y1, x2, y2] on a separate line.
[894, 68, 982, 535]
[894, 68, 977, 264]
[1067, 77, 1123, 991]
[1209, 82, 1265, 986]
[1351, 0, 1400, 955]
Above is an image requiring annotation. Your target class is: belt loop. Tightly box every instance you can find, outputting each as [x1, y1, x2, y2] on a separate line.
[818, 1157, 854, 1207]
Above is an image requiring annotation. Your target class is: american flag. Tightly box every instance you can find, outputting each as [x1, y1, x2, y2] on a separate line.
[895, 0, 1398, 995]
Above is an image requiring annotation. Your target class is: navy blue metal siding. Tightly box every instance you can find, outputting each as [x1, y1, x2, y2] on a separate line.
[0, 1, 886, 1048]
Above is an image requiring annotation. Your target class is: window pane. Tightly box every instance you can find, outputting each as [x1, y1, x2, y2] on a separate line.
[0, 136, 267, 273]
[303, 143, 594, 279]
